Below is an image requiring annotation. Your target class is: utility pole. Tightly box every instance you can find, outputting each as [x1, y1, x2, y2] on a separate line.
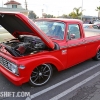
[81, 0, 83, 20]
[42, 9, 44, 18]
[2, 0, 3, 7]
[25, 0, 28, 10]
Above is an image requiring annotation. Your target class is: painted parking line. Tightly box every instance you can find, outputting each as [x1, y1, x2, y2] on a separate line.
[25, 63, 100, 100]
[50, 71, 100, 100]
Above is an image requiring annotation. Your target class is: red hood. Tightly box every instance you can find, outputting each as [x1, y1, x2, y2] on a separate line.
[0, 12, 54, 49]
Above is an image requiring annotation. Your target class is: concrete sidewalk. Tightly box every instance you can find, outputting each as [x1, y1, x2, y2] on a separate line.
[0, 33, 13, 42]
[0, 29, 8, 33]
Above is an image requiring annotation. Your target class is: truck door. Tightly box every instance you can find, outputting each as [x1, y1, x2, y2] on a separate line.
[67, 24, 86, 67]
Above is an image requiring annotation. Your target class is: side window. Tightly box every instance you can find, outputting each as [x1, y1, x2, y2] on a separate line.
[67, 24, 81, 40]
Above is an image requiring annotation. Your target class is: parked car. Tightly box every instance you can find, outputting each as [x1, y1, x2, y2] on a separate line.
[1, 12, 100, 86]
[83, 24, 99, 29]
[94, 21, 100, 29]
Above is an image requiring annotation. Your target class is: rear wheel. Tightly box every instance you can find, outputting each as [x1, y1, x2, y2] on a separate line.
[29, 64, 53, 86]
[93, 50, 100, 61]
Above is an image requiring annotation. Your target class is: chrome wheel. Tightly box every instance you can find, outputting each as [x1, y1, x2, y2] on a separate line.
[29, 64, 52, 86]
[97, 50, 100, 60]
[93, 50, 100, 61]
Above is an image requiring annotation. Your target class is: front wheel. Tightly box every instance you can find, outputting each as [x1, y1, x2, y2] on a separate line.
[29, 64, 53, 86]
[93, 50, 100, 61]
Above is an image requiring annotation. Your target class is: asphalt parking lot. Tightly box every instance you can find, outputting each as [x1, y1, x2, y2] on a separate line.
[1, 59, 100, 100]
[1, 32, 100, 100]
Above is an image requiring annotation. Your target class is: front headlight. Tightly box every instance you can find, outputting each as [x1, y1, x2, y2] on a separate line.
[8, 62, 18, 75]
[11, 63, 17, 74]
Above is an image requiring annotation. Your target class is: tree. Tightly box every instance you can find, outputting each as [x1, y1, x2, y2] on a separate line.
[62, 14, 68, 18]
[69, 7, 82, 19]
[96, 6, 100, 19]
[43, 14, 55, 18]
[69, 12, 76, 18]
[73, 7, 82, 18]
[28, 11, 37, 19]
[61, 14, 68, 18]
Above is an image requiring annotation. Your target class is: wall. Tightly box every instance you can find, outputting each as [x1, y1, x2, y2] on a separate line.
[6, 4, 22, 9]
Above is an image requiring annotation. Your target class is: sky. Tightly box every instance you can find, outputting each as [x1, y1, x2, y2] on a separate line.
[0, 0, 100, 17]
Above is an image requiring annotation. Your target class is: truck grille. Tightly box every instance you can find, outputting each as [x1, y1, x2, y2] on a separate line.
[0, 56, 12, 71]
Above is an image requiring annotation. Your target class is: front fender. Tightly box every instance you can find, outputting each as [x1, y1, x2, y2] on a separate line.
[21, 55, 65, 78]
[28, 55, 64, 70]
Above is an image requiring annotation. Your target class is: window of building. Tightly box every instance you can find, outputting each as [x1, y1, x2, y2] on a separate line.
[12, 5, 17, 8]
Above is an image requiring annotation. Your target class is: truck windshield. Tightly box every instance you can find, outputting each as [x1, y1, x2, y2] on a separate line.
[35, 21, 65, 40]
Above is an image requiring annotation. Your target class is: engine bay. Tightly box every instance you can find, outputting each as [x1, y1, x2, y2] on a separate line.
[0, 35, 48, 57]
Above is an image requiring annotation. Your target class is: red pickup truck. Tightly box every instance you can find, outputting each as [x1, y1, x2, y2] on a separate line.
[0, 12, 100, 86]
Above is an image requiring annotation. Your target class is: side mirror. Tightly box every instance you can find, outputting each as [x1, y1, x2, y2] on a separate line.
[69, 34, 76, 40]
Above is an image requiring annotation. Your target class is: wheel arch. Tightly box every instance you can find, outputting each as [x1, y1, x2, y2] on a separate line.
[96, 45, 100, 53]
[26, 56, 65, 77]
[93, 45, 100, 61]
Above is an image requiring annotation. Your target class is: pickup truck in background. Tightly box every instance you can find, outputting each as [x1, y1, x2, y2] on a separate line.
[0, 12, 100, 86]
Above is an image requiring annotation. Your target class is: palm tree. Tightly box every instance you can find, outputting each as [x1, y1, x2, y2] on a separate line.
[73, 7, 82, 19]
[68, 7, 82, 19]
[69, 12, 76, 18]
[96, 6, 100, 19]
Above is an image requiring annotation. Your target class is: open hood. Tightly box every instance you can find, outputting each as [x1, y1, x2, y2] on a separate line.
[0, 12, 54, 49]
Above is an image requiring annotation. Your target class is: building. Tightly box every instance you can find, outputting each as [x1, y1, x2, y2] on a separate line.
[0, 0, 28, 16]
[82, 15, 98, 24]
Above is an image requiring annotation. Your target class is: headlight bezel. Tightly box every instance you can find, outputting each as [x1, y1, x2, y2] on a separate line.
[9, 63, 17, 73]
[7, 61, 19, 75]
[0, 56, 19, 76]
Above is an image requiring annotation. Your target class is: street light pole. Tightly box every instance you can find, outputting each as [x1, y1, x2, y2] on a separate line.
[2, 0, 3, 7]
[25, 0, 28, 10]
[81, 0, 83, 20]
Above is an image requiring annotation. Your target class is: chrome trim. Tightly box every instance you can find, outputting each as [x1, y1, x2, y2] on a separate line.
[60, 46, 68, 49]
[0, 56, 19, 76]
[60, 38, 100, 49]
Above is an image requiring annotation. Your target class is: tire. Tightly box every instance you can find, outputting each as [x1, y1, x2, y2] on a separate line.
[93, 50, 100, 61]
[29, 64, 53, 86]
